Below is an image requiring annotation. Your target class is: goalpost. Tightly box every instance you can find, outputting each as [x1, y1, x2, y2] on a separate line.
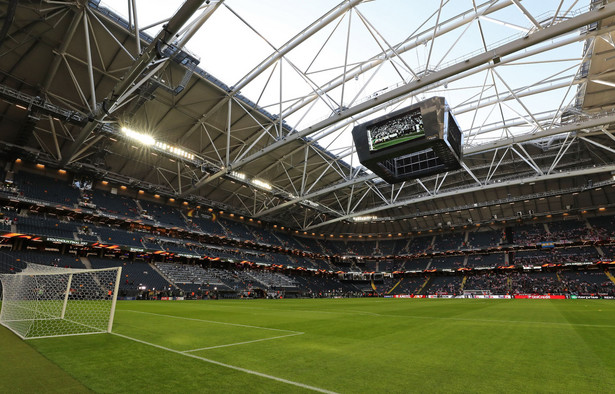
[463, 289, 492, 298]
[0, 263, 122, 339]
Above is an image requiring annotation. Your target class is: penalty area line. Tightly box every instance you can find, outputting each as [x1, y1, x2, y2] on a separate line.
[111, 332, 337, 394]
[120, 309, 302, 334]
[183, 332, 304, 352]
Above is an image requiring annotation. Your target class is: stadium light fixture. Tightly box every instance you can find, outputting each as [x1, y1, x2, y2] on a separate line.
[121, 127, 155, 146]
[154, 141, 195, 160]
[230, 171, 246, 180]
[252, 179, 272, 190]
[121, 127, 195, 160]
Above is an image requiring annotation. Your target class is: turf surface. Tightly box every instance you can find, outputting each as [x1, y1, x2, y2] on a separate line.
[2, 298, 615, 393]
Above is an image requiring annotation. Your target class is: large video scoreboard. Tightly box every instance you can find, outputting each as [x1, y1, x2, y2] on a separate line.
[352, 97, 462, 183]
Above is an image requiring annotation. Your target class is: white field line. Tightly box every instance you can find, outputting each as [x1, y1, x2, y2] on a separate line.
[120, 309, 303, 334]
[183, 332, 304, 352]
[111, 332, 337, 394]
[172, 304, 615, 329]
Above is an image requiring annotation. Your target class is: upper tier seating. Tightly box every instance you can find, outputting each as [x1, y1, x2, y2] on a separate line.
[13, 171, 80, 206]
[218, 218, 258, 242]
[430, 255, 465, 269]
[16, 215, 76, 239]
[91, 225, 145, 248]
[139, 200, 187, 229]
[466, 253, 505, 268]
[432, 233, 464, 252]
[468, 230, 503, 249]
[378, 239, 409, 255]
[90, 189, 140, 219]
[407, 236, 433, 254]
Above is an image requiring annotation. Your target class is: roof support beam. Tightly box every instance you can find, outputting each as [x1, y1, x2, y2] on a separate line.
[255, 174, 376, 218]
[303, 164, 615, 230]
[465, 113, 615, 155]
[178, 0, 363, 145]
[224, 3, 615, 176]
[61, 0, 208, 165]
[255, 111, 615, 219]
[279, 0, 515, 120]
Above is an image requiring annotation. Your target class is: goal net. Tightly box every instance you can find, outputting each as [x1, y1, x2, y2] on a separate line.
[0, 263, 122, 339]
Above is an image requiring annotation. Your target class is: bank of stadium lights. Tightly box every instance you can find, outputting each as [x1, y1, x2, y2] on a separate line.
[231, 171, 327, 210]
[230, 171, 246, 180]
[229, 171, 271, 191]
[154, 141, 194, 160]
[353, 215, 378, 222]
[120, 127, 195, 160]
[252, 178, 272, 191]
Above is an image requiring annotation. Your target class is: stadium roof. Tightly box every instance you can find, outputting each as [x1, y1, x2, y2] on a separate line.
[1, 0, 615, 235]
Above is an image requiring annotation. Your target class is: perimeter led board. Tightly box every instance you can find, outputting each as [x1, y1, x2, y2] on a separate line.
[352, 97, 462, 183]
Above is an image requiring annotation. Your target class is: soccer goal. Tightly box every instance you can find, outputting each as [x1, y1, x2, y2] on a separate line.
[0, 263, 122, 339]
[462, 289, 492, 298]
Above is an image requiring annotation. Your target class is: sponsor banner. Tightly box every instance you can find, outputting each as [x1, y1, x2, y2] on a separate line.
[574, 295, 600, 299]
[176, 253, 201, 259]
[514, 294, 566, 299]
[174, 297, 185, 301]
[46, 237, 87, 246]
[160, 297, 170, 300]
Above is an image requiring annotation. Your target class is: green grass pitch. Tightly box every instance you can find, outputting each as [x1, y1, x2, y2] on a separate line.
[2, 298, 615, 393]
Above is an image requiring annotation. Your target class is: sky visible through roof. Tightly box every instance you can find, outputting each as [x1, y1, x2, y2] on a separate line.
[100, 0, 587, 171]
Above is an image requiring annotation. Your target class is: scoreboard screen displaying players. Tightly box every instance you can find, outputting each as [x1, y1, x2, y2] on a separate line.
[367, 108, 424, 152]
[352, 97, 462, 183]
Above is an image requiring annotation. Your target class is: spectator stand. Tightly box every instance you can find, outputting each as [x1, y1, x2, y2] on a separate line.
[274, 231, 307, 251]
[88, 256, 172, 294]
[190, 215, 226, 236]
[467, 229, 504, 250]
[89, 189, 140, 219]
[12, 171, 80, 208]
[588, 214, 615, 239]
[344, 240, 376, 256]
[0, 250, 85, 269]
[424, 275, 462, 295]
[89, 224, 145, 248]
[138, 199, 188, 229]
[15, 213, 78, 240]
[465, 253, 505, 269]
[547, 218, 591, 242]
[217, 217, 258, 242]
[407, 235, 434, 255]
[513, 223, 548, 245]
[430, 255, 466, 270]
[378, 238, 410, 256]
[432, 232, 464, 253]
